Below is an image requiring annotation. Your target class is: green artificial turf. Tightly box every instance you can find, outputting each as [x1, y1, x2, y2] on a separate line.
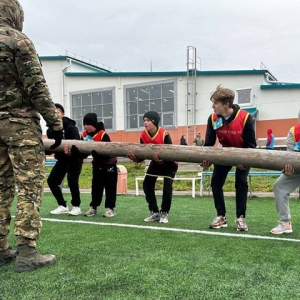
[2, 193, 300, 299]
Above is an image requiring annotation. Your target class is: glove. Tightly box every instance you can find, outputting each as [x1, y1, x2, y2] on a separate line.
[91, 150, 100, 159]
[50, 130, 63, 149]
[71, 145, 80, 157]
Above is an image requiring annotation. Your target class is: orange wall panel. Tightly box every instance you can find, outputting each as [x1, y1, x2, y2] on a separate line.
[256, 118, 298, 138]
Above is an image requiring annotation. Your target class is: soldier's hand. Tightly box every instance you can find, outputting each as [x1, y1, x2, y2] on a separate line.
[50, 130, 63, 149]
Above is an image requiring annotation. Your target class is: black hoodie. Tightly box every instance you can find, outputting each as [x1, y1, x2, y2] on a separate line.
[47, 116, 81, 161]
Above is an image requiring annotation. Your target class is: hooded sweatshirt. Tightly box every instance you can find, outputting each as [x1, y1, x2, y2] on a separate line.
[266, 129, 274, 149]
[47, 116, 81, 161]
[0, 0, 61, 129]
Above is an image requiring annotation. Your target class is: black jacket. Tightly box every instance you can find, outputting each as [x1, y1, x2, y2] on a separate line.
[47, 116, 81, 161]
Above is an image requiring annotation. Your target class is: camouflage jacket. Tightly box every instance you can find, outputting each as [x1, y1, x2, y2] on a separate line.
[0, 0, 62, 130]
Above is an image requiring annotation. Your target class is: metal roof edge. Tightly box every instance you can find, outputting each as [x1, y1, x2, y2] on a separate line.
[260, 84, 300, 90]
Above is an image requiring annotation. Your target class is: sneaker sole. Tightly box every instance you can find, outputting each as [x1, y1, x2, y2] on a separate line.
[50, 211, 69, 215]
[68, 213, 81, 216]
[209, 224, 228, 229]
[237, 228, 248, 232]
[270, 229, 293, 234]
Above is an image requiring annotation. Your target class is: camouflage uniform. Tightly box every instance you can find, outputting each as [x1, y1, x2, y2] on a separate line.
[0, 0, 62, 250]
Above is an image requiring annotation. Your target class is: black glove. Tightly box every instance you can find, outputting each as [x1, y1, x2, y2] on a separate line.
[91, 150, 100, 159]
[50, 130, 63, 149]
[71, 145, 80, 157]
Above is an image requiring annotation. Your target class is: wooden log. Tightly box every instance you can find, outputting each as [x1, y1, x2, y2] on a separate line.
[43, 139, 300, 172]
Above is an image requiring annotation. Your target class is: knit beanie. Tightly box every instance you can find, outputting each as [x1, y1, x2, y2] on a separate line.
[55, 103, 65, 114]
[143, 111, 160, 127]
[83, 113, 98, 128]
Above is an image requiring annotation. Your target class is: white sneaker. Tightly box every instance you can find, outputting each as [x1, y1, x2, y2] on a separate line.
[84, 207, 97, 217]
[103, 208, 116, 217]
[270, 221, 292, 234]
[68, 206, 81, 216]
[50, 205, 69, 215]
[159, 212, 169, 224]
[235, 216, 248, 231]
[144, 211, 160, 222]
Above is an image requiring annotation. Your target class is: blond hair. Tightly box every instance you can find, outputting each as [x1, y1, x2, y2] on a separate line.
[210, 85, 235, 106]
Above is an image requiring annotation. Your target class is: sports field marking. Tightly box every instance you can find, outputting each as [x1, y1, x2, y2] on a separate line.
[42, 217, 300, 243]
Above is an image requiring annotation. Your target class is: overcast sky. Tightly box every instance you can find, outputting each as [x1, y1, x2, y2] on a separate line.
[19, 0, 300, 82]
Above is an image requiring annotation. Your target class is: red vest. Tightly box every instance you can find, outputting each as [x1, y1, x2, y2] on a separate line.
[211, 110, 249, 147]
[141, 127, 166, 144]
[291, 123, 300, 142]
[82, 130, 117, 164]
[82, 130, 106, 142]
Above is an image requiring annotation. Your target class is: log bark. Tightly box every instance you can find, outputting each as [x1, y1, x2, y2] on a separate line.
[43, 138, 300, 172]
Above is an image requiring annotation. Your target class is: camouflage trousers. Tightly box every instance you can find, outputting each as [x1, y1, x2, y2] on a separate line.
[0, 117, 45, 251]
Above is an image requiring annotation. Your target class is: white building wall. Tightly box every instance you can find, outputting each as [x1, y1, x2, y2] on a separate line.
[195, 74, 264, 125]
[255, 89, 300, 121]
[42, 60, 67, 101]
[40, 58, 300, 135]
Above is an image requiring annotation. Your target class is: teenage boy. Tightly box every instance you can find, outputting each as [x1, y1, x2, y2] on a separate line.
[48, 103, 83, 216]
[81, 113, 118, 218]
[128, 111, 178, 224]
[202, 85, 256, 231]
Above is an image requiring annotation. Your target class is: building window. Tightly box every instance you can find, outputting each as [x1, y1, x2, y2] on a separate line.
[71, 88, 114, 131]
[125, 80, 176, 130]
[235, 88, 252, 106]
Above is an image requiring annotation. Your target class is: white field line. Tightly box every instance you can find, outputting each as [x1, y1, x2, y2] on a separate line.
[41, 217, 300, 243]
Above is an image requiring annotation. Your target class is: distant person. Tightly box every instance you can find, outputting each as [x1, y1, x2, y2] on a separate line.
[48, 103, 83, 216]
[180, 135, 188, 145]
[202, 85, 256, 231]
[128, 111, 178, 224]
[193, 132, 204, 146]
[80, 113, 118, 218]
[0, 0, 63, 272]
[270, 120, 300, 234]
[266, 128, 274, 149]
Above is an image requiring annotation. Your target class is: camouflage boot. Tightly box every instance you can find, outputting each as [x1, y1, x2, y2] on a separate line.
[0, 247, 17, 266]
[15, 245, 56, 273]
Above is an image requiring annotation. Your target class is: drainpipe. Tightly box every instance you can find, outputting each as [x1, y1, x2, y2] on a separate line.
[62, 59, 72, 109]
